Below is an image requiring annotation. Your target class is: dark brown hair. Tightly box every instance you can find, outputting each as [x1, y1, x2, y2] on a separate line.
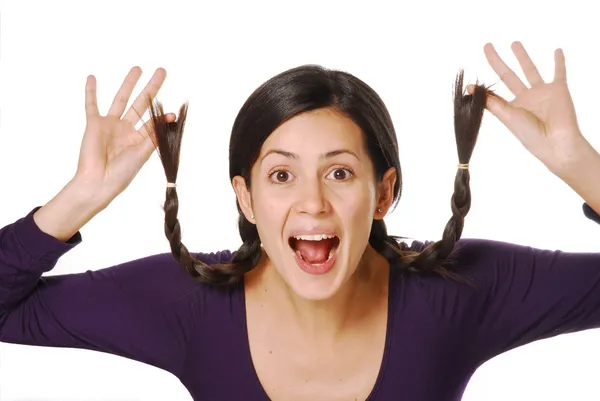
[147, 66, 491, 286]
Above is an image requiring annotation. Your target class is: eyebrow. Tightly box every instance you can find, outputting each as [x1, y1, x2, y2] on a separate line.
[260, 149, 360, 164]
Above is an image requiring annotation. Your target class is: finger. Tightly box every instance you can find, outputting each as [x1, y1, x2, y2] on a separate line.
[107, 66, 143, 118]
[123, 68, 167, 124]
[137, 118, 159, 150]
[133, 120, 161, 168]
[466, 83, 513, 126]
[553, 48, 567, 82]
[511, 41, 545, 86]
[164, 112, 176, 123]
[85, 75, 99, 117]
[484, 43, 528, 96]
[484, 92, 513, 126]
[136, 112, 177, 147]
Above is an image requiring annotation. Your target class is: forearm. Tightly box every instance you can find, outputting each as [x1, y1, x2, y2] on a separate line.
[555, 136, 600, 216]
[33, 178, 105, 242]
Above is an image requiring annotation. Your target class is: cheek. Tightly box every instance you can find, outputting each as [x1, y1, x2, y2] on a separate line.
[253, 187, 290, 216]
[335, 182, 376, 221]
[252, 189, 290, 246]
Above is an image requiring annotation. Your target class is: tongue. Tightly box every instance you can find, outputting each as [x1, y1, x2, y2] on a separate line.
[295, 239, 334, 264]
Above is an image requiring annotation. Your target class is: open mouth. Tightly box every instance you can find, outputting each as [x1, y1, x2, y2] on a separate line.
[288, 234, 340, 266]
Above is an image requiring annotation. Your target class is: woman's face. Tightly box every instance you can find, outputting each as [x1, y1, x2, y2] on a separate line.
[233, 108, 395, 300]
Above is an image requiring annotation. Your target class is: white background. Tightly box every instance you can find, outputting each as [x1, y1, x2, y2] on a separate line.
[1, 0, 599, 399]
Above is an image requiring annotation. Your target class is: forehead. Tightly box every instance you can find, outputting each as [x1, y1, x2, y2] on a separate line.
[260, 108, 365, 154]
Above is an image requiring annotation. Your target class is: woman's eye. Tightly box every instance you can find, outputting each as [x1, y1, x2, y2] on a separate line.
[270, 170, 294, 183]
[269, 168, 353, 183]
[327, 168, 353, 181]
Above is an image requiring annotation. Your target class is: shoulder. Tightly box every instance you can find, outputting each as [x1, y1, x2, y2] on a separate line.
[393, 237, 538, 318]
[88, 249, 238, 308]
[399, 236, 577, 326]
[399, 237, 535, 273]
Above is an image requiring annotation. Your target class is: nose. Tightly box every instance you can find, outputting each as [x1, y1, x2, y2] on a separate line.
[294, 177, 331, 216]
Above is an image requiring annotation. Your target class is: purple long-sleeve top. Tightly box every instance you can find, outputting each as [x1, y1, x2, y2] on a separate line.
[1, 204, 600, 400]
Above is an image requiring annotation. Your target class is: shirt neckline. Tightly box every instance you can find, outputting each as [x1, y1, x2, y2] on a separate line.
[237, 261, 397, 400]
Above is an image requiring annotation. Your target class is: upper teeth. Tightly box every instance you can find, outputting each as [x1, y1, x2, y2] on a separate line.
[294, 234, 335, 241]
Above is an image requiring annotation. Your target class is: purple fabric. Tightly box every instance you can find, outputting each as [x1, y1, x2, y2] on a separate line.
[1, 203, 600, 400]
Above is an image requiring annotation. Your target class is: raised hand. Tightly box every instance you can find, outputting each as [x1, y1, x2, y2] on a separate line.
[472, 41, 588, 176]
[75, 66, 175, 209]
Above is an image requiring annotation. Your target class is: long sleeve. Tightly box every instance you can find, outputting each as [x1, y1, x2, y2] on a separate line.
[419, 202, 600, 367]
[583, 202, 600, 224]
[0, 206, 232, 378]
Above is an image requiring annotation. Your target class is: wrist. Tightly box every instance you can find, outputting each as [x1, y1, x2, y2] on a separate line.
[554, 136, 600, 215]
[33, 178, 106, 242]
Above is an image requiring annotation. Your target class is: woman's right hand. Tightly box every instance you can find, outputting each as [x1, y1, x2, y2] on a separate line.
[74, 66, 176, 210]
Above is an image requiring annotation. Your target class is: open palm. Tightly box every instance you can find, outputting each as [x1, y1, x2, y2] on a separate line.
[76, 67, 175, 208]
[474, 42, 584, 175]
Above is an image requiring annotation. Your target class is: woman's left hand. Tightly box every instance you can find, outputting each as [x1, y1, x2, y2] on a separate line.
[472, 41, 590, 176]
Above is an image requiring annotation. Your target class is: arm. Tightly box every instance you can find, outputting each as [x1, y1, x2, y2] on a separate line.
[553, 134, 600, 224]
[0, 179, 99, 316]
[0, 67, 227, 377]
[0, 189, 232, 378]
[419, 205, 600, 366]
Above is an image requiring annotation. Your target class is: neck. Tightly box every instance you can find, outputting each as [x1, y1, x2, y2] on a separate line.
[246, 245, 390, 343]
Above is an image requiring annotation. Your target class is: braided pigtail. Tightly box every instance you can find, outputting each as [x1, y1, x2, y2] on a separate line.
[230, 201, 262, 271]
[148, 98, 248, 285]
[402, 70, 488, 278]
[369, 218, 413, 259]
[369, 70, 489, 281]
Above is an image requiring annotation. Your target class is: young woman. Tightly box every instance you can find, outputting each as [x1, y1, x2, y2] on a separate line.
[1, 42, 599, 401]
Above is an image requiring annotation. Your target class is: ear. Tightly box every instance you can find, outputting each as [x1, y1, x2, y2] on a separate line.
[232, 175, 255, 224]
[374, 167, 396, 219]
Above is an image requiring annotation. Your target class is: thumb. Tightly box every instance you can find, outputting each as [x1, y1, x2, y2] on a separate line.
[137, 113, 177, 160]
[485, 92, 514, 125]
[467, 84, 514, 126]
